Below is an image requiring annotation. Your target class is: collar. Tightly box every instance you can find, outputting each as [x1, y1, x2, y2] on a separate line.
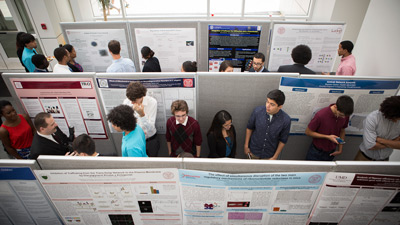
[37, 131, 58, 143]
[24, 47, 37, 53]
[266, 108, 282, 117]
[176, 116, 188, 126]
[35, 68, 47, 72]
[255, 66, 265, 72]
[113, 56, 123, 62]
[341, 54, 352, 61]
[294, 63, 305, 67]
[329, 103, 337, 118]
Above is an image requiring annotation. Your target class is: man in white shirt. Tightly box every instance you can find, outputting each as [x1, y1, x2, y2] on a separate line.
[106, 40, 136, 73]
[53, 47, 72, 73]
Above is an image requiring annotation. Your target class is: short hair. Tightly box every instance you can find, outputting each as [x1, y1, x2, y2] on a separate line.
[34, 112, 51, 130]
[141, 46, 154, 59]
[107, 105, 137, 131]
[219, 60, 233, 72]
[171, 100, 188, 114]
[182, 61, 197, 72]
[267, 89, 285, 106]
[291, 45, 312, 65]
[72, 134, 96, 155]
[63, 44, 73, 53]
[253, 52, 265, 62]
[53, 47, 68, 62]
[340, 40, 354, 54]
[0, 100, 12, 115]
[20, 33, 35, 46]
[108, 40, 121, 54]
[126, 81, 147, 101]
[336, 95, 354, 116]
[380, 96, 400, 120]
[31, 54, 47, 69]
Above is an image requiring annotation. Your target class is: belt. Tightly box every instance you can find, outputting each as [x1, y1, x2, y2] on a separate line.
[146, 133, 158, 141]
[360, 150, 388, 161]
[312, 144, 335, 153]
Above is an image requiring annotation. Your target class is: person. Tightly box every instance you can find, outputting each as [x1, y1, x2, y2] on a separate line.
[219, 60, 234, 72]
[53, 46, 72, 73]
[244, 90, 291, 159]
[16, 32, 29, 72]
[30, 112, 73, 159]
[0, 100, 35, 159]
[336, 40, 356, 75]
[355, 96, 400, 161]
[21, 33, 38, 72]
[141, 46, 161, 72]
[123, 81, 159, 157]
[106, 40, 136, 73]
[32, 54, 49, 72]
[107, 105, 147, 157]
[249, 53, 269, 72]
[207, 110, 236, 158]
[305, 95, 354, 161]
[72, 134, 99, 156]
[166, 100, 202, 157]
[278, 44, 316, 74]
[63, 44, 83, 72]
[181, 61, 197, 72]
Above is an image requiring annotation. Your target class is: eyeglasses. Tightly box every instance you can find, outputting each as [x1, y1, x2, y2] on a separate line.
[175, 114, 187, 118]
[253, 62, 263, 66]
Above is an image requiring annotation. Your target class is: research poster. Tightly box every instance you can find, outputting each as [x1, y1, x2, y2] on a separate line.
[268, 24, 345, 72]
[308, 172, 400, 225]
[96, 77, 196, 133]
[208, 25, 261, 72]
[279, 77, 400, 135]
[65, 29, 130, 72]
[179, 169, 326, 225]
[35, 169, 182, 225]
[10, 78, 108, 139]
[134, 28, 197, 72]
[0, 167, 63, 225]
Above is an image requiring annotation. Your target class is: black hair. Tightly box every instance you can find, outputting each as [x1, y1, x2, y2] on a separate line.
[336, 95, 354, 116]
[63, 44, 73, 53]
[253, 52, 265, 62]
[0, 100, 12, 115]
[16, 32, 26, 49]
[219, 60, 233, 72]
[53, 47, 68, 62]
[182, 61, 197, 72]
[380, 96, 400, 120]
[291, 44, 312, 65]
[267, 89, 285, 106]
[20, 33, 35, 46]
[141, 46, 154, 59]
[72, 134, 96, 155]
[207, 110, 234, 142]
[31, 54, 47, 69]
[107, 105, 137, 132]
[340, 40, 354, 54]
[108, 40, 121, 54]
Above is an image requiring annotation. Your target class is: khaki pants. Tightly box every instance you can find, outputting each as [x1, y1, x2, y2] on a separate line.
[248, 152, 271, 160]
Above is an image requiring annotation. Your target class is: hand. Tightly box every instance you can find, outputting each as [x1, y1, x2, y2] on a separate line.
[268, 156, 277, 160]
[244, 146, 251, 155]
[132, 104, 145, 117]
[321, 72, 330, 75]
[330, 151, 342, 157]
[327, 135, 339, 144]
[65, 151, 77, 156]
[376, 137, 384, 143]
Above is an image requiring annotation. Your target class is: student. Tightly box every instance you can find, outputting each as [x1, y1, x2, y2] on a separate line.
[106, 40, 136, 72]
[278, 44, 316, 74]
[53, 47, 72, 73]
[107, 105, 147, 157]
[141, 46, 161, 72]
[305, 95, 354, 161]
[207, 110, 236, 158]
[249, 53, 269, 72]
[336, 40, 356, 75]
[32, 54, 49, 72]
[16, 32, 29, 72]
[72, 134, 99, 156]
[21, 33, 38, 72]
[166, 100, 202, 157]
[244, 89, 291, 159]
[64, 44, 83, 72]
[181, 61, 197, 72]
[219, 60, 234, 72]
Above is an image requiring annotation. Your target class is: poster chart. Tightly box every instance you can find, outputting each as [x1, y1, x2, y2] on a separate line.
[179, 169, 326, 225]
[11, 78, 108, 139]
[96, 77, 196, 134]
[34, 169, 182, 225]
[279, 77, 400, 135]
[208, 25, 261, 72]
[0, 167, 63, 225]
[308, 172, 400, 225]
[134, 28, 197, 72]
[65, 29, 130, 72]
[268, 23, 345, 72]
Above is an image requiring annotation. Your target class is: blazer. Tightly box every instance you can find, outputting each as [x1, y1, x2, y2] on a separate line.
[30, 127, 70, 159]
[249, 67, 269, 72]
[207, 126, 236, 158]
[278, 64, 316, 74]
[143, 57, 162, 72]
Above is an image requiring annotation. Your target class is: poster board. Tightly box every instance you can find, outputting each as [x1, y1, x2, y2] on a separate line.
[0, 159, 41, 170]
[268, 22, 346, 72]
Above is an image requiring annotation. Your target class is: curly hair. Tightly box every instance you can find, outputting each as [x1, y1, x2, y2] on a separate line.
[126, 81, 147, 101]
[380, 96, 400, 120]
[72, 134, 95, 155]
[107, 105, 137, 131]
[291, 44, 312, 65]
[171, 100, 188, 115]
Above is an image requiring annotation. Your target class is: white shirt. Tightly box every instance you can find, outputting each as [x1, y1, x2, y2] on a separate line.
[53, 63, 72, 73]
[37, 131, 58, 144]
[176, 116, 188, 126]
[122, 95, 157, 139]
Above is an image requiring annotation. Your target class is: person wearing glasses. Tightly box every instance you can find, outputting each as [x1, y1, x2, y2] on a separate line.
[249, 52, 269, 72]
[166, 100, 202, 157]
[207, 110, 236, 158]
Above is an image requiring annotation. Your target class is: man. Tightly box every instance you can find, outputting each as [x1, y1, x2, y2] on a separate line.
[249, 52, 269, 72]
[166, 100, 202, 157]
[30, 112, 72, 159]
[305, 95, 354, 161]
[337, 40, 356, 75]
[72, 134, 99, 157]
[53, 47, 72, 73]
[107, 105, 147, 157]
[21, 33, 38, 72]
[244, 89, 291, 159]
[123, 81, 159, 156]
[278, 44, 316, 74]
[355, 96, 400, 161]
[32, 54, 49, 72]
[106, 40, 136, 72]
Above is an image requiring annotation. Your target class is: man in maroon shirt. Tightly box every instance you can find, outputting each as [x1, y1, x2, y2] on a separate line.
[305, 95, 354, 161]
[166, 100, 202, 157]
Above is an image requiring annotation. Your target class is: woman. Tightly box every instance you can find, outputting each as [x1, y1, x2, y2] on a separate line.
[141, 46, 161, 72]
[207, 110, 236, 158]
[63, 44, 83, 72]
[181, 61, 197, 72]
[0, 100, 35, 159]
[16, 32, 29, 72]
[219, 60, 234, 72]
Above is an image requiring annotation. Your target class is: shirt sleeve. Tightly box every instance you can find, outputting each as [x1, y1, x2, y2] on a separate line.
[165, 118, 172, 142]
[340, 66, 355, 76]
[362, 113, 378, 150]
[207, 132, 219, 158]
[307, 112, 321, 131]
[140, 97, 157, 137]
[246, 108, 257, 130]
[279, 116, 291, 144]
[193, 121, 203, 146]
[23, 57, 35, 72]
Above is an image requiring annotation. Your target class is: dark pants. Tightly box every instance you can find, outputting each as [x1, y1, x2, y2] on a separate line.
[306, 144, 335, 161]
[146, 134, 160, 157]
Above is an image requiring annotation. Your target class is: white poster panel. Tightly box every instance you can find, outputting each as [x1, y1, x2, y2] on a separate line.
[268, 24, 345, 72]
[65, 29, 129, 72]
[135, 28, 197, 72]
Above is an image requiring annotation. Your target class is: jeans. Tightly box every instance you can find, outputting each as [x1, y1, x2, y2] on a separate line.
[305, 144, 335, 161]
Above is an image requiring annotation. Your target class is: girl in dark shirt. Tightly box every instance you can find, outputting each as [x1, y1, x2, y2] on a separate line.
[63, 44, 83, 72]
[207, 110, 236, 158]
[141, 46, 161, 72]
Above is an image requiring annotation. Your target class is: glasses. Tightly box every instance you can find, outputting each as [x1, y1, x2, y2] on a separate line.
[253, 62, 263, 66]
[175, 114, 187, 118]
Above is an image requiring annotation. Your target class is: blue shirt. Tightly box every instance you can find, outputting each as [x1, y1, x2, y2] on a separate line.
[122, 126, 147, 157]
[225, 137, 233, 157]
[247, 106, 291, 158]
[22, 47, 37, 72]
[106, 57, 136, 73]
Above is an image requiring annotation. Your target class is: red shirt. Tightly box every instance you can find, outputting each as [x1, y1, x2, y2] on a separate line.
[1, 114, 33, 149]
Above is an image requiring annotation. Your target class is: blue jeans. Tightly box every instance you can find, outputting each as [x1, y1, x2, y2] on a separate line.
[305, 144, 335, 161]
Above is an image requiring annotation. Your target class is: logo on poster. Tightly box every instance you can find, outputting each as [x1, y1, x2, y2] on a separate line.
[163, 171, 174, 179]
[277, 27, 285, 35]
[80, 82, 92, 89]
[308, 174, 322, 184]
[331, 28, 343, 34]
[183, 79, 193, 87]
